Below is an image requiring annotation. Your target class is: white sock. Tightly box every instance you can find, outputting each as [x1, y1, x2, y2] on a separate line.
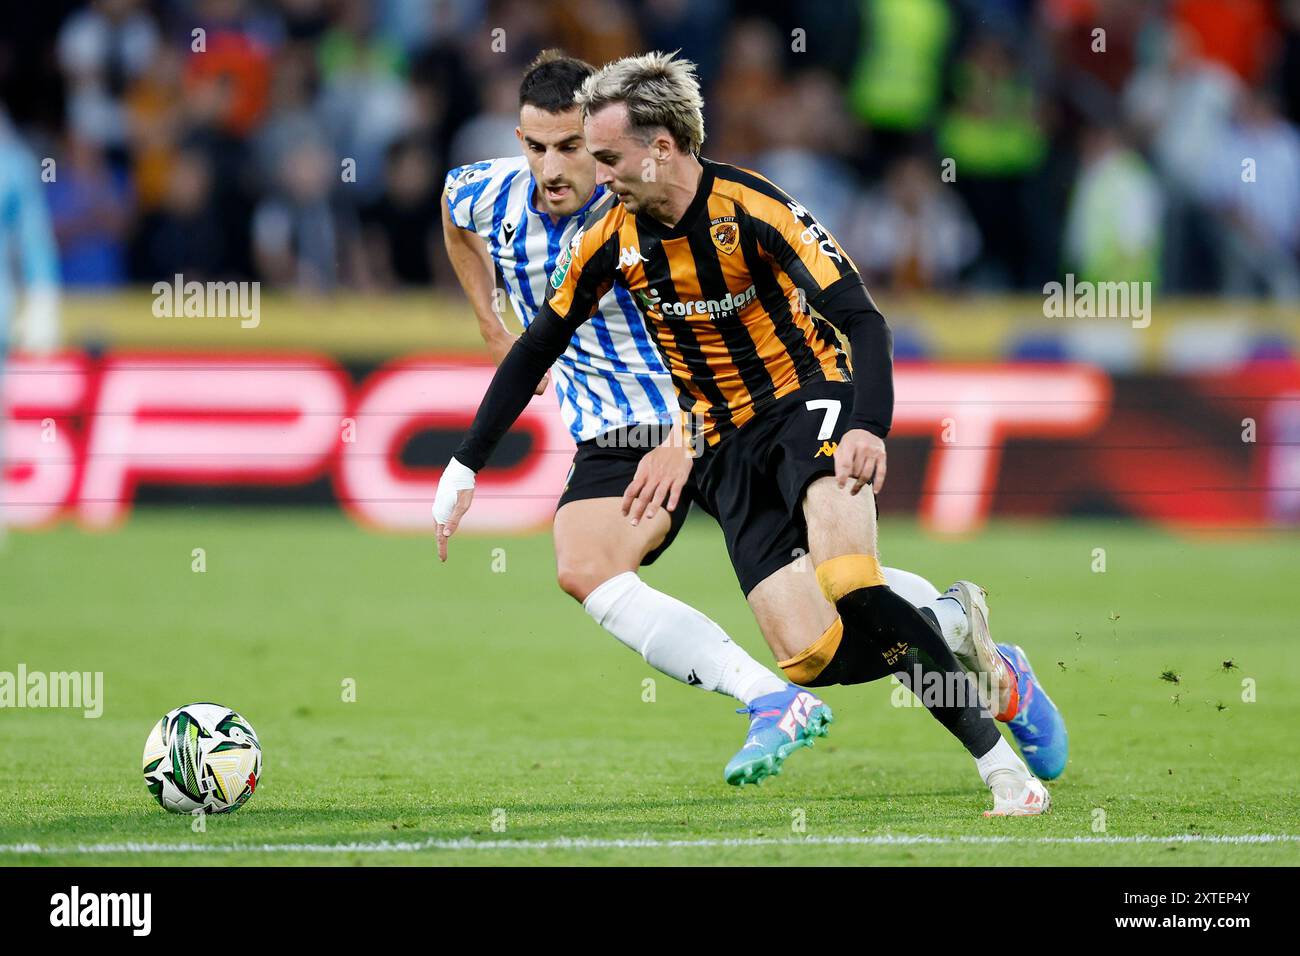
[883, 566, 972, 659]
[583, 572, 787, 705]
[882, 566, 940, 605]
[927, 597, 972, 659]
[975, 736, 1029, 796]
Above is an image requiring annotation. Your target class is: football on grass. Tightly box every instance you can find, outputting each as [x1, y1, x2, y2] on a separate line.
[142, 703, 262, 814]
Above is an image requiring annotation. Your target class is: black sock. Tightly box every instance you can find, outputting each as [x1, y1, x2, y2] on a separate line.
[808, 585, 1001, 758]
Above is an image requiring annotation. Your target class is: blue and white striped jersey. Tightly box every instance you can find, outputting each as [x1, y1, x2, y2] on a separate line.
[444, 155, 678, 444]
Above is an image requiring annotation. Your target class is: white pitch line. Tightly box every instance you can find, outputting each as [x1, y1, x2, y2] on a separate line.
[2, 834, 1297, 855]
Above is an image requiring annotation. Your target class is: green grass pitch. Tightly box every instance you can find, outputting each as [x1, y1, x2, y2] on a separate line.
[1, 509, 1297, 866]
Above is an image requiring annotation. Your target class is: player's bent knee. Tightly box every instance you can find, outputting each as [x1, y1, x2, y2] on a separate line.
[778, 620, 844, 686]
[557, 562, 622, 604]
[555, 514, 665, 604]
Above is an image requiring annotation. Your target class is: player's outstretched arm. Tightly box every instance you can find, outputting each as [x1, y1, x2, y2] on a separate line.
[435, 202, 620, 559]
[440, 187, 550, 396]
[816, 277, 894, 495]
[746, 176, 894, 493]
[433, 305, 578, 560]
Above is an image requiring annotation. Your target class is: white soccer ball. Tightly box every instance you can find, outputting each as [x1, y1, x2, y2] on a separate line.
[142, 703, 262, 814]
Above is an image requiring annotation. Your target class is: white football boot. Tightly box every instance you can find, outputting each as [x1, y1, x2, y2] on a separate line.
[943, 580, 1019, 721]
[984, 774, 1052, 817]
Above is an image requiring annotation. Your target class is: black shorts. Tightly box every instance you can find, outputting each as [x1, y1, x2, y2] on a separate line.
[555, 423, 696, 566]
[693, 380, 857, 595]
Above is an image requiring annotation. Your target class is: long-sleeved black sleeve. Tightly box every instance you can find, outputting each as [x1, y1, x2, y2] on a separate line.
[811, 274, 894, 439]
[452, 305, 578, 471]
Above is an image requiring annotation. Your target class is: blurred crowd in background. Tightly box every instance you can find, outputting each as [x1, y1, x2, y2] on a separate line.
[2, 0, 1299, 301]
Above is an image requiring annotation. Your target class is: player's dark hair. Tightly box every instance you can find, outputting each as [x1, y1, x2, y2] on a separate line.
[519, 49, 596, 113]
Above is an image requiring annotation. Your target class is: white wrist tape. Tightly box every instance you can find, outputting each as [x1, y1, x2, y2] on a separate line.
[433, 457, 477, 526]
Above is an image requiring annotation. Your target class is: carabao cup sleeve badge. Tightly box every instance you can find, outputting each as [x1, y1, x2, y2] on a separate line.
[550, 244, 573, 289]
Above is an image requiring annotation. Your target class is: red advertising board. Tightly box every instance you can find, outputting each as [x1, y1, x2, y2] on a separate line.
[4, 352, 1297, 533]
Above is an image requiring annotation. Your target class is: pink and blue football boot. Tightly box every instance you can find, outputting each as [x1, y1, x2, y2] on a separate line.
[724, 685, 833, 785]
[999, 643, 1068, 780]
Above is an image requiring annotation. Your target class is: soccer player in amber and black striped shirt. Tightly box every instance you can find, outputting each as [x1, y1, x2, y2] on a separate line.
[436, 52, 1058, 815]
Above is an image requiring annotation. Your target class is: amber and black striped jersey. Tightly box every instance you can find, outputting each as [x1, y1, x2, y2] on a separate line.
[544, 159, 862, 444]
[454, 159, 894, 472]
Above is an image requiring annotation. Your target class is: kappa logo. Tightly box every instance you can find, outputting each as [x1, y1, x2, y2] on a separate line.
[814, 440, 838, 458]
[710, 218, 739, 255]
[618, 245, 648, 270]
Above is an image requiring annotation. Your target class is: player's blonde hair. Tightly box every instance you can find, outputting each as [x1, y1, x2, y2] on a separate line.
[576, 51, 706, 156]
